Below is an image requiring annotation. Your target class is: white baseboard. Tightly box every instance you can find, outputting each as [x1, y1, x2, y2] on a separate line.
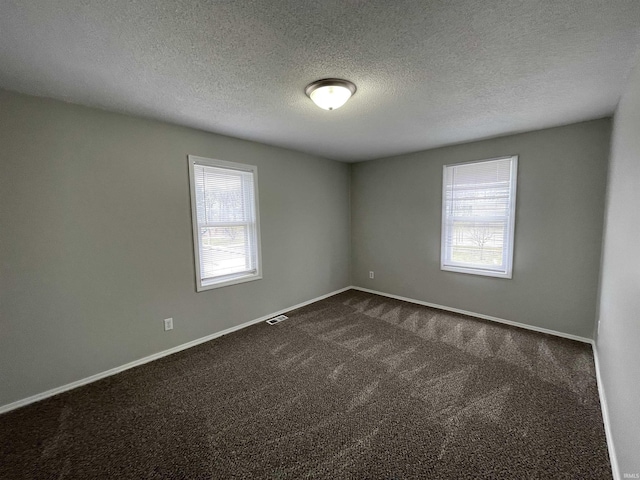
[592, 345, 620, 480]
[352, 286, 594, 344]
[0, 286, 352, 415]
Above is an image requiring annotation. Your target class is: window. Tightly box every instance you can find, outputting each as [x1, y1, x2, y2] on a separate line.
[441, 155, 518, 278]
[188, 155, 262, 291]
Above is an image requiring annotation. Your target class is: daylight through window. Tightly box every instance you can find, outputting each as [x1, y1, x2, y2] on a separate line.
[188, 156, 262, 291]
[441, 156, 518, 278]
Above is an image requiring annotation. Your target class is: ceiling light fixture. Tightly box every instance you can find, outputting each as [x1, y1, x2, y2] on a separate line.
[305, 78, 356, 111]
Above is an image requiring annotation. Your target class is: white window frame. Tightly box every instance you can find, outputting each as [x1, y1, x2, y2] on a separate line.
[188, 155, 263, 291]
[440, 155, 518, 279]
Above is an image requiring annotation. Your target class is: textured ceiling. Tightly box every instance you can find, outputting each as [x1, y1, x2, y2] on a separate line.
[1, 1, 639, 162]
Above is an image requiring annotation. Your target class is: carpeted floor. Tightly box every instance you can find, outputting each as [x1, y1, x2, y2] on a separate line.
[0, 290, 611, 479]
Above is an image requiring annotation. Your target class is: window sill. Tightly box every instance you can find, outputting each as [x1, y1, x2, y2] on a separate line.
[197, 272, 262, 292]
[441, 264, 512, 279]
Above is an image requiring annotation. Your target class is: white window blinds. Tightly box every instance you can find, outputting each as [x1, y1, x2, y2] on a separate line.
[441, 156, 518, 278]
[188, 156, 262, 291]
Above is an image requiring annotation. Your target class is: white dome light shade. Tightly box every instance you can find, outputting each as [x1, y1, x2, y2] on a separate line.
[305, 79, 356, 111]
[309, 85, 351, 110]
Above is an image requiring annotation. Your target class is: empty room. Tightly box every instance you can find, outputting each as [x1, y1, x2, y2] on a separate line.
[1, 1, 639, 478]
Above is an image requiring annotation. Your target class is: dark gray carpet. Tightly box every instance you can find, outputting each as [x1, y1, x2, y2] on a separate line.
[0, 290, 611, 479]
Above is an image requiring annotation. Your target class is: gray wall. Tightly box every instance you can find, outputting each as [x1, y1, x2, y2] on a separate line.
[351, 119, 611, 339]
[597, 62, 640, 477]
[0, 89, 351, 408]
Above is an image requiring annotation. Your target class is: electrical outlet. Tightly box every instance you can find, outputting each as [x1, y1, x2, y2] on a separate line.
[369, 271, 374, 279]
[164, 318, 173, 331]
